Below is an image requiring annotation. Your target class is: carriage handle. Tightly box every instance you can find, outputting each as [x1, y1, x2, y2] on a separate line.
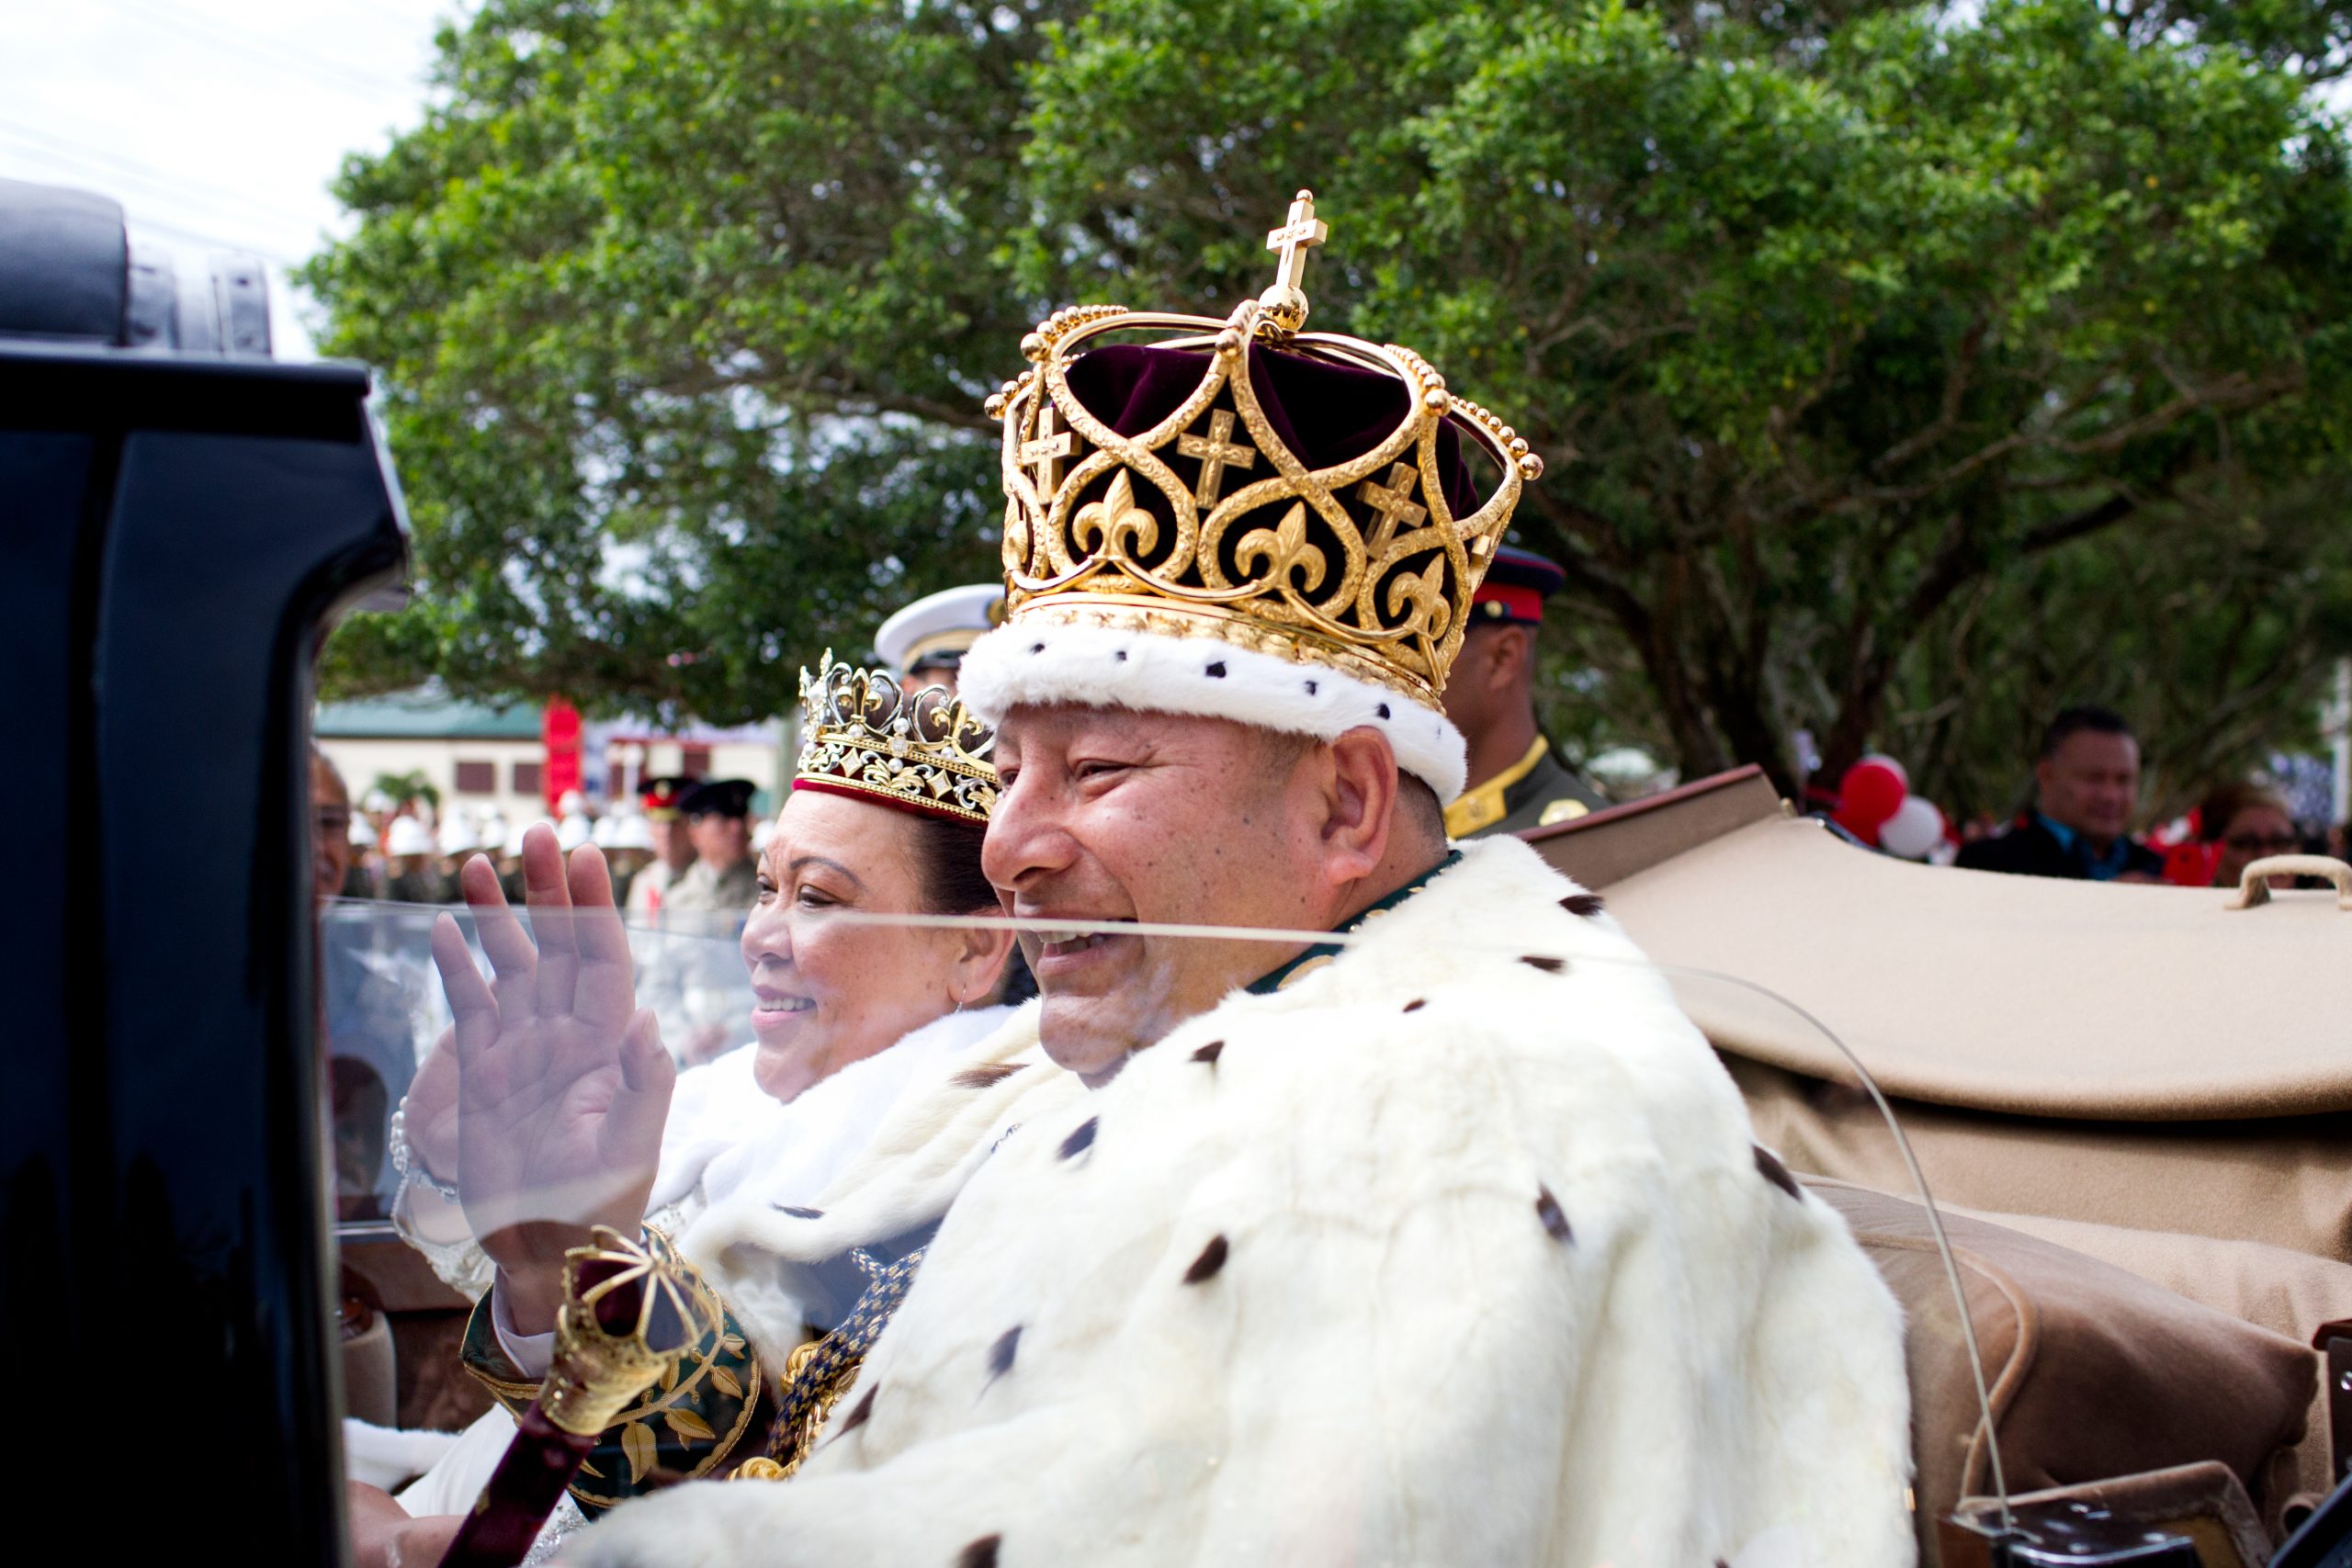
[2225, 854, 2352, 910]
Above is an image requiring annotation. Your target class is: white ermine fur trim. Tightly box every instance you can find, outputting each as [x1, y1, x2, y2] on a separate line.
[569, 838, 1914, 1568]
[959, 619, 1470, 798]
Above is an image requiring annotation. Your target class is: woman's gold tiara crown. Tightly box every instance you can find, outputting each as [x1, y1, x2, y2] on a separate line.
[795, 653, 999, 826]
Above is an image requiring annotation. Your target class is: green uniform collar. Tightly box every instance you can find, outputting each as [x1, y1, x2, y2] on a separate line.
[1245, 851, 1462, 996]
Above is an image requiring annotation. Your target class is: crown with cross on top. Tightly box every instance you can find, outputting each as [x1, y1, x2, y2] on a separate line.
[980, 188, 1544, 705]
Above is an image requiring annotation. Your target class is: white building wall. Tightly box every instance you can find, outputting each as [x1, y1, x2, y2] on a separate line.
[318, 737, 548, 824]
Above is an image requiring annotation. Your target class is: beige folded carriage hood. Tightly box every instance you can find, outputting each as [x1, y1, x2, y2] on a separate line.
[1528, 769, 2352, 1122]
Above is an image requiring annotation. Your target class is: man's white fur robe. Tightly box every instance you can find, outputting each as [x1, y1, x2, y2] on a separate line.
[574, 836, 1914, 1566]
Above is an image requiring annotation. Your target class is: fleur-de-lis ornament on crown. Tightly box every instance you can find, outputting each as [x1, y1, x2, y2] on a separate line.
[982, 188, 1544, 704]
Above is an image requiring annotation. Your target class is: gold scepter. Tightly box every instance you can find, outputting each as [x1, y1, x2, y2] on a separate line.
[438, 1227, 718, 1568]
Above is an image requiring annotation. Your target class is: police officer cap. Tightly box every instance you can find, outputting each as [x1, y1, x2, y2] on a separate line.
[1471, 544, 1566, 627]
[680, 778, 756, 820]
[639, 774, 694, 822]
[875, 583, 1005, 678]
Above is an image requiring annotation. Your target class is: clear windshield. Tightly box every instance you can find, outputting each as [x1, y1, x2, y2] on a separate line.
[322, 896, 758, 1226]
[329, 878, 2002, 1563]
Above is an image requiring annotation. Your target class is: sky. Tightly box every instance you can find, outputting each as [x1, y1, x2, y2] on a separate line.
[0, 0, 457, 357]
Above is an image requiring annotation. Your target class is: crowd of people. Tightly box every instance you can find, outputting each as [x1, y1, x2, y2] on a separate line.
[1809, 703, 2345, 892]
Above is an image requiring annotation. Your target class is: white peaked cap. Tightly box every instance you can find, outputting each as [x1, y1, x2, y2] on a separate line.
[557, 813, 594, 852]
[875, 582, 1003, 674]
[385, 816, 435, 857]
[437, 815, 481, 856]
[609, 814, 657, 853]
[347, 817, 379, 849]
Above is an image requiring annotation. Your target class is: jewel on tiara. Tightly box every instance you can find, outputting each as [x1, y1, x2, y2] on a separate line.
[795, 653, 999, 826]
[981, 188, 1542, 705]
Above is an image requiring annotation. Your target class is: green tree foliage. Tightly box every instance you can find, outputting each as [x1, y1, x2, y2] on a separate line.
[311, 0, 2352, 802]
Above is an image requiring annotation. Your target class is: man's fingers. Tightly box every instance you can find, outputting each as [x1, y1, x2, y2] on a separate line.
[428, 913, 499, 1069]
[567, 844, 637, 1024]
[522, 823, 581, 1017]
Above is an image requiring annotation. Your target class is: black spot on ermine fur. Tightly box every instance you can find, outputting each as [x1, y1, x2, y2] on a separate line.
[958, 1538, 1002, 1568]
[1754, 1145, 1804, 1201]
[985, 1325, 1021, 1383]
[1204, 660, 1227, 677]
[950, 1062, 1022, 1090]
[1375, 703, 1390, 719]
[1191, 1039, 1225, 1067]
[1520, 954, 1566, 974]
[1182, 1235, 1229, 1284]
[1402, 998, 1427, 1013]
[775, 1204, 823, 1219]
[1561, 893, 1605, 917]
[1057, 1117, 1099, 1161]
[1114, 648, 1127, 661]
[1535, 1185, 1573, 1244]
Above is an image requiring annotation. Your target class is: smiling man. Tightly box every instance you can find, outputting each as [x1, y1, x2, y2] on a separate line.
[570, 198, 1912, 1568]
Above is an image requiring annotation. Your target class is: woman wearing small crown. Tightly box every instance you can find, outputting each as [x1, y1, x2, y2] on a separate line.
[350, 655, 1066, 1565]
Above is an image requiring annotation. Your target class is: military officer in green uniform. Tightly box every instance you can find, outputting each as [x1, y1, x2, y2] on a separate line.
[639, 778, 761, 1065]
[661, 778, 760, 914]
[1440, 545, 1607, 839]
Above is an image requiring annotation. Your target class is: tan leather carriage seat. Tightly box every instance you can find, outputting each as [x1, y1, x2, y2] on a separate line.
[1528, 773, 2352, 1557]
[1808, 1179, 2319, 1559]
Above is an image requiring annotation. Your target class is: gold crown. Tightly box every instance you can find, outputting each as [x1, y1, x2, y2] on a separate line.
[982, 190, 1544, 703]
[796, 652, 999, 825]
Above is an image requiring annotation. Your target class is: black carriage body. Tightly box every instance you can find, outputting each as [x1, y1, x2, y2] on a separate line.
[1, 181, 406, 1560]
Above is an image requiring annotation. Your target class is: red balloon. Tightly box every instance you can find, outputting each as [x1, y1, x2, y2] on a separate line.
[1838, 757, 1908, 833]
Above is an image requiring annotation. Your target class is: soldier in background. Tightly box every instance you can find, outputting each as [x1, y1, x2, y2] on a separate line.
[1439, 545, 1606, 838]
[341, 816, 381, 899]
[873, 581, 1002, 697]
[604, 813, 657, 907]
[624, 775, 695, 915]
[662, 778, 759, 914]
[383, 815, 449, 904]
[639, 778, 759, 1065]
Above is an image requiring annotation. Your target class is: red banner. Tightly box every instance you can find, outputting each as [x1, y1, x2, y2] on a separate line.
[541, 697, 582, 813]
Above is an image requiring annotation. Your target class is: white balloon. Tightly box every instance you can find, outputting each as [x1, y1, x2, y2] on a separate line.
[1878, 795, 1945, 861]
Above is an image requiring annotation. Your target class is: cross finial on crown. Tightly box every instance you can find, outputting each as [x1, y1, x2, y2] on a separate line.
[1258, 189, 1328, 333]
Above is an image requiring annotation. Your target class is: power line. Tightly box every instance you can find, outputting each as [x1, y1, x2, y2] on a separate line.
[123, 212, 304, 269]
[0, 141, 318, 256]
[92, 0, 419, 100]
[0, 145, 311, 266]
[0, 118, 321, 232]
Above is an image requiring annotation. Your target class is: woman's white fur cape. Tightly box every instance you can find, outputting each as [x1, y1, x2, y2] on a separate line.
[578, 837, 1915, 1567]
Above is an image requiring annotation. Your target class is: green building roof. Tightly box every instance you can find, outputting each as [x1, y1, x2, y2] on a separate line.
[315, 692, 541, 740]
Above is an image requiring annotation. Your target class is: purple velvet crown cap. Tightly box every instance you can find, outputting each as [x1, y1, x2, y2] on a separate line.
[1062, 343, 1483, 520]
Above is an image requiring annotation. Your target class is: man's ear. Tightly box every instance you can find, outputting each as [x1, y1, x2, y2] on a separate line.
[1498, 623, 1537, 684]
[1317, 727, 1400, 886]
[1467, 623, 1530, 693]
